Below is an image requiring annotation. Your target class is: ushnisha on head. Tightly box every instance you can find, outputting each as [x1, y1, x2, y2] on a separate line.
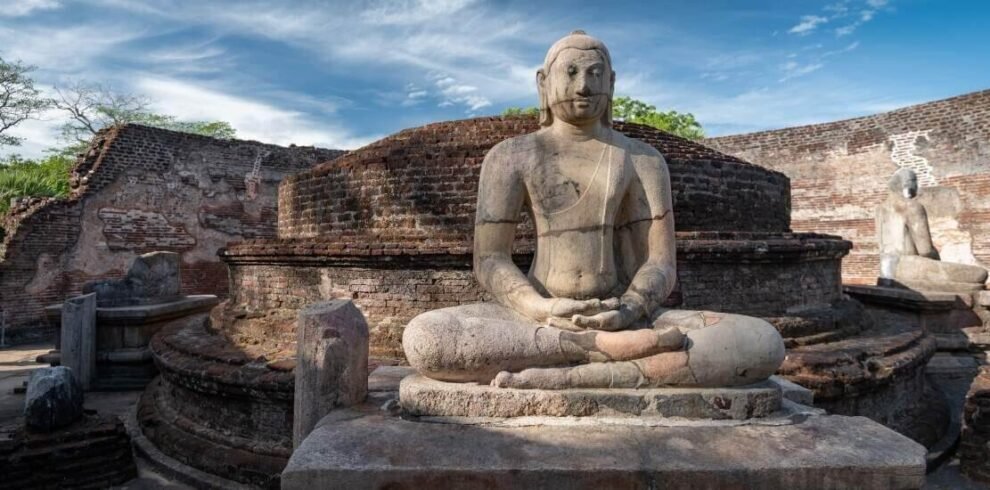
[537, 30, 616, 128]
[888, 168, 919, 199]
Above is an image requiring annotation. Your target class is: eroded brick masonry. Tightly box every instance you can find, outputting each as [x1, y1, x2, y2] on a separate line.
[706, 89, 990, 284]
[0, 125, 341, 342]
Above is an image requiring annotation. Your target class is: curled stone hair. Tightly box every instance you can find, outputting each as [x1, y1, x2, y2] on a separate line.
[537, 30, 615, 128]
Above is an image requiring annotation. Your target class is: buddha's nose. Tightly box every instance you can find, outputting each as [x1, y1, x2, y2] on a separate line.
[575, 78, 592, 96]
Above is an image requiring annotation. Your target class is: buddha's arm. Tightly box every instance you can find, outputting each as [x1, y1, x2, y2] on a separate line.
[620, 153, 677, 317]
[907, 204, 940, 260]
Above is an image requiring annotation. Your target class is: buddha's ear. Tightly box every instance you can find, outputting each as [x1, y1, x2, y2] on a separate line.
[537, 69, 552, 127]
[601, 70, 616, 128]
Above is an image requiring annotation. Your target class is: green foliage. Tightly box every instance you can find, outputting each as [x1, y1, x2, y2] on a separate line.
[53, 82, 237, 152]
[612, 96, 705, 141]
[0, 57, 49, 147]
[0, 154, 73, 215]
[500, 96, 705, 141]
[502, 106, 539, 116]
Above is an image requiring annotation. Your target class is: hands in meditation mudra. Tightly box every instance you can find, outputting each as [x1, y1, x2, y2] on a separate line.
[403, 31, 785, 389]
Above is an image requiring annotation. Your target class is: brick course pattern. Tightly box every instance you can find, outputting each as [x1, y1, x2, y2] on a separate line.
[0, 125, 341, 343]
[706, 89, 990, 284]
[278, 117, 791, 244]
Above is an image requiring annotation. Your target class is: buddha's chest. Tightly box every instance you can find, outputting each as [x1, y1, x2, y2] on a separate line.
[526, 148, 628, 218]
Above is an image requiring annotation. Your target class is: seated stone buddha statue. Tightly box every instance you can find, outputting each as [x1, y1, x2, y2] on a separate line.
[403, 31, 785, 390]
[876, 168, 988, 291]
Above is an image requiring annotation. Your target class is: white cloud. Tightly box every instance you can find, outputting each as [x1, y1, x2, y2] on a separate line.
[866, 0, 888, 8]
[0, 23, 143, 76]
[0, 0, 61, 17]
[360, 0, 476, 25]
[779, 61, 824, 82]
[136, 77, 373, 150]
[789, 15, 828, 35]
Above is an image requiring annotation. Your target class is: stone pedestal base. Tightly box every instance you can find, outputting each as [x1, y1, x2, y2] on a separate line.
[283, 404, 927, 490]
[400, 374, 784, 420]
[45, 295, 219, 390]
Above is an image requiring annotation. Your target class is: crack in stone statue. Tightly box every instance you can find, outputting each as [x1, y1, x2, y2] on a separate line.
[876, 168, 988, 292]
[403, 31, 786, 389]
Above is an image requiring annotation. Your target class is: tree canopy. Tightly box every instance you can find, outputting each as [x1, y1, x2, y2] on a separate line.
[502, 96, 705, 141]
[0, 58, 47, 148]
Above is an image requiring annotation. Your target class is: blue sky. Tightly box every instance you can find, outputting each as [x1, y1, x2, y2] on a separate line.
[1, 0, 988, 157]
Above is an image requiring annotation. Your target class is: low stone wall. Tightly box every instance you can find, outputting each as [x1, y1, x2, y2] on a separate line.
[0, 124, 341, 343]
[221, 231, 849, 358]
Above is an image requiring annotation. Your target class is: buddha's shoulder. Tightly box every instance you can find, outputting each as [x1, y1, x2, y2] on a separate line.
[612, 130, 665, 161]
[484, 132, 545, 167]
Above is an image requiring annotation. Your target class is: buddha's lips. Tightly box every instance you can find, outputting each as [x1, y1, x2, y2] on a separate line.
[551, 94, 609, 106]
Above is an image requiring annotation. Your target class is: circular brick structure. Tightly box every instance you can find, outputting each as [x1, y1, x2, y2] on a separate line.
[142, 116, 940, 484]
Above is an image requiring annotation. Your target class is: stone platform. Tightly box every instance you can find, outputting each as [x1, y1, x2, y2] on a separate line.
[284, 403, 927, 490]
[44, 294, 219, 390]
[400, 374, 783, 420]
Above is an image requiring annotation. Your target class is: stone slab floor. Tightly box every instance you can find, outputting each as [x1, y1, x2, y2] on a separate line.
[0, 343, 986, 489]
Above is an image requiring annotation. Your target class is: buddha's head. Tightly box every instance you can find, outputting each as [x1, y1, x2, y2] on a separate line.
[537, 30, 615, 128]
[888, 168, 919, 200]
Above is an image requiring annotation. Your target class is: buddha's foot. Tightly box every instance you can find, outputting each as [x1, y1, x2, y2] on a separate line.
[560, 326, 684, 363]
[491, 351, 696, 389]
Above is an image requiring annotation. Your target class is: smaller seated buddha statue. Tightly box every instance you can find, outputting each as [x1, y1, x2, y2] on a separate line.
[876, 168, 988, 291]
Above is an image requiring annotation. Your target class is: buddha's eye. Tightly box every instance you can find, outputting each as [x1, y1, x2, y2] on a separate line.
[567, 66, 578, 76]
[591, 68, 602, 77]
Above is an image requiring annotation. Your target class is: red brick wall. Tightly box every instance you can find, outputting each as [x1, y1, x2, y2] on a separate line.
[278, 117, 792, 245]
[0, 125, 341, 342]
[706, 89, 990, 284]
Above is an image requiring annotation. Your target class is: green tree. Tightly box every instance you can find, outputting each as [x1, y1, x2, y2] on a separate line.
[612, 96, 704, 141]
[52, 82, 236, 155]
[501, 96, 705, 141]
[0, 57, 49, 147]
[502, 106, 539, 117]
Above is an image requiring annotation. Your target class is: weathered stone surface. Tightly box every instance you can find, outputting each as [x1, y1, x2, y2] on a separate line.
[283, 407, 927, 490]
[0, 413, 136, 489]
[960, 366, 990, 483]
[46, 294, 219, 390]
[400, 374, 781, 420]
[293, 300, 369, 448]
[83, 251, 183, 306]
[60, 293, 96, 390]
[24, 366, 84, 432]
[769, 375, 814, 405]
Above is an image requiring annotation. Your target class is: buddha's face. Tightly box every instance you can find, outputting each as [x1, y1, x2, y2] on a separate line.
[900, 172, 918, 199]
[543, 48, 611, 125]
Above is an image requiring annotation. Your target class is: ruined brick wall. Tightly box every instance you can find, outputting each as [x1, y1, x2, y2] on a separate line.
[706, 89, 990, 284]
[0, 125, 341, 342]
[278, 117, 791, 243]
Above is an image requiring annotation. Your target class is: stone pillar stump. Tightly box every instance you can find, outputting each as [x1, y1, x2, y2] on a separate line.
[293, 299, 369, 448]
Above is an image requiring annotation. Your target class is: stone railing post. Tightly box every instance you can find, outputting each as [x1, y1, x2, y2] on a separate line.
[60, 293, 96, 390]
[293, 299, 369, 449]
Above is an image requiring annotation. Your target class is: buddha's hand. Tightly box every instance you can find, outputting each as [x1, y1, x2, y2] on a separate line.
[535, 297, 619, 331]
[570, 299, 645, 332]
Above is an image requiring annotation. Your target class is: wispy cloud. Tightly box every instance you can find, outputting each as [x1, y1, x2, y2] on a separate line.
[789, 15, 828, 35]
[137, 76, 373, 149]
[0, 0, 62, 17]
[779, 61, 824, 82]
